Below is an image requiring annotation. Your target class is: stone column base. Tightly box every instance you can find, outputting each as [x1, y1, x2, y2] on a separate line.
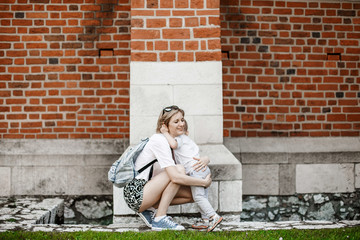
[113, 144, 242, 219]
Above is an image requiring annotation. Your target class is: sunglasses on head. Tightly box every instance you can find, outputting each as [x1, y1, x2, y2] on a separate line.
[163, 105, 179, 114]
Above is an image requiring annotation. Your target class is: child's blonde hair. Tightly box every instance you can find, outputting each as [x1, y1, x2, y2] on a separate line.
[183, 119, 188, 132]
[156, 105, 185, 133]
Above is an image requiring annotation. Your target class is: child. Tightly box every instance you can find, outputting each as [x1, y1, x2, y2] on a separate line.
[160, 120, 223, 232]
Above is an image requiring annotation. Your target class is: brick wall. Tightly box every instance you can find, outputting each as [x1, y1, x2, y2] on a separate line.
[0, 0, 130, 139]
[221, 0, 360, 137]
[1, 0, 360, 139]
[131, 0, 221, 62]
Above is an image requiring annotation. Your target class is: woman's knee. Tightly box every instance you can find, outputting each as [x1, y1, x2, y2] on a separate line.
[175, 164, 186, 175]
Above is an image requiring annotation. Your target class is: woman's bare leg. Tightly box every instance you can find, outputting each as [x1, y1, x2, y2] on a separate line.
[139, 165, 189, 217]
[138, 171, 171, 213]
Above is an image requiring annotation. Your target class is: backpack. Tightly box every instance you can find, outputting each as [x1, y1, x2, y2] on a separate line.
[108, 138, 157, 188]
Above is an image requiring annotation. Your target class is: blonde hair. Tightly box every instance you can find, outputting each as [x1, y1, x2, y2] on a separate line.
[156, 105, 185, 133]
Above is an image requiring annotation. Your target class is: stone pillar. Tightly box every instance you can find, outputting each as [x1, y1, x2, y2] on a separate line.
[113, 0, 242, 218]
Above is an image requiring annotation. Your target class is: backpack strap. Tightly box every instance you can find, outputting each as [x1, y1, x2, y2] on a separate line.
[138, 159, 157, 173]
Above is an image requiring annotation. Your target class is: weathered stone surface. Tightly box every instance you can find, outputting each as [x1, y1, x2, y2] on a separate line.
[75, 199, 112, 219]
[0, 139, 128, 197]
[0, 139, 128, 155]
[355, 164, 360, 189]
[296, 164, 354, 193]
[279, 164, 295, 195]
[241, 191, 360, 222]
[130, 61, 223, 145]
[243, 165, 279, 195]
[242, 198, 266, 211]
[219, 180, 242, 212]
[268, 197, 279, 208]
[0, 168, 11, 196]
[308, 202, 336, 221]
[113, 186, 134, 215]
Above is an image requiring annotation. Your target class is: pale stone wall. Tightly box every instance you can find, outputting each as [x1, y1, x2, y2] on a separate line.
[225, 137, 360, 196]
[129, 61, 223, 145]
[0, 139, 128, 196]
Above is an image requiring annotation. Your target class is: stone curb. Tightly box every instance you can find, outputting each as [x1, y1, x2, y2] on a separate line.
[1, 197, 359, 233]
[1, 220, 360, 233]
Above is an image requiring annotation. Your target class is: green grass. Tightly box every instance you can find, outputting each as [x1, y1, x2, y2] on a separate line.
[1, 227, 360, 240]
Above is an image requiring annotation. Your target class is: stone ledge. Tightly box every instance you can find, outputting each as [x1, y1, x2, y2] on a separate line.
[0, 139, 129, 155]
[225, 137, 360, 164]
[225, 137, 360, 154]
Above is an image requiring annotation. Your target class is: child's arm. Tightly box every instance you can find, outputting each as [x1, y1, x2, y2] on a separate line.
[160, 124, 178, 149]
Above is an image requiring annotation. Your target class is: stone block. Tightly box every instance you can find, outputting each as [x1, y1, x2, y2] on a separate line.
[113, 186, 134, 215]
[286, 137, 360, 153]
[279, 164, 296, 195]
[296, 164, 355, 193]
[66, 167, 88, 195]
[59, 166, 112, 195]
[174, 85, 222, 116]
[130, 85, 172, 117]
[219, 180, 242, 212]
[242, 165, 279, 195]
[0, 139, 128, 155]
[167, 205, 181, 214]
[0, 167, 11, 196]
[130, 116, 158, 144]
[130, 61, 222, 85]
[34, 167, 67, 195]
[241, 152, 288, 164]
[193, 115, 223, 144]
[238, 138, 290, 153]
[223, 138, 241, 154]
[356, 164, 360, 189]
[12, 167, 36, 195]
[199, 144, 242, 180]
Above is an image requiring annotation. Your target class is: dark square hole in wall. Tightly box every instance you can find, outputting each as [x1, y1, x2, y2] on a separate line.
[99, 49, 114, 57]
[327, 53, 341, 61]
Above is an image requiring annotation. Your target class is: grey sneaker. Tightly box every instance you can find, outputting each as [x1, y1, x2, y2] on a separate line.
[152, 216, 185, 231]
[207, 214, 223, 232]
[137, 210, 154, 228]
[191, 219, 209, 229]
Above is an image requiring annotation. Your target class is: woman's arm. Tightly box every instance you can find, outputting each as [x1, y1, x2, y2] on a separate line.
[165, 165, 212, 187]
[160, 124, 178, 149]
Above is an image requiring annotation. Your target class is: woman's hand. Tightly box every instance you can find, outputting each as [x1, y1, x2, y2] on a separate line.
[192, 156, 210, 172]
[160, 123, 169, 134]
[203, 173, 212, 188]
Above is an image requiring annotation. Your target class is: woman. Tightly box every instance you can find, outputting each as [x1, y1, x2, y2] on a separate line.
[123, 105, 211, 231]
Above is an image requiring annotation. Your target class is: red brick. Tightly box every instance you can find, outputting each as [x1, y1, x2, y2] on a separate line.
[348, 115, 360, 121]
[131, 29, 160, 39]
[131, 10, 155, 16]
[193, 27, 220, 38]
[147, 19, 167, 28]
[327, 114, 346, 121]
[42, 114, 63, 120]
[185, 41, 199, 50]
[132, 52, 157, 61]
[169, 18, 183, 27]
[163, 29, 190, 39]
[155, 41, 168, 50]
[178, 52, 194, 61]
[172, 10, 195, 16]
[195, 51, 221, 61]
